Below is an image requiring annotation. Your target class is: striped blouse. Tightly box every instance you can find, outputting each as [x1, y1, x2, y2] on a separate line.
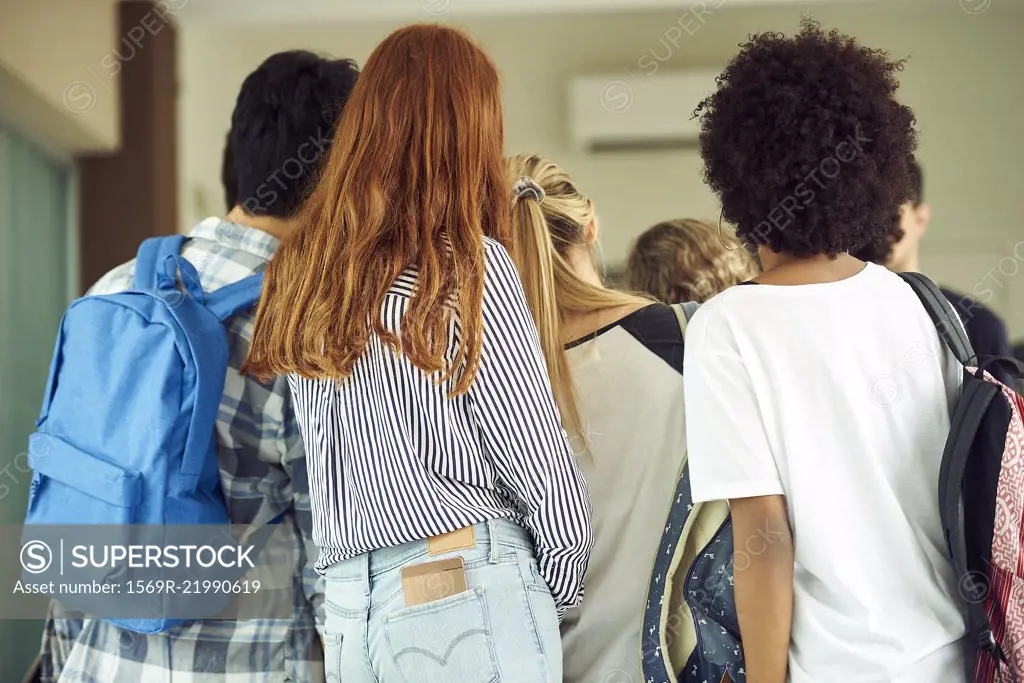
[288, 237, 593, 614]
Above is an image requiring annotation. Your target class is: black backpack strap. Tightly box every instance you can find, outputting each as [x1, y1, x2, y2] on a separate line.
[945, 384, 1017, 679]
[920, 295, 1020, 679]
[898, 272, 975, 366]
[900, 272, 1019, 675]
[939, 377, 1002, 647]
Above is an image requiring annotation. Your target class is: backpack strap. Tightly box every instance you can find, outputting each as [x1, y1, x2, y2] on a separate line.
[135, 235, 186, 292]
[908, 269, 1018, 673]
[205, 273, 264, 322]
[670, 301, 700, 336]
[939, 375, 1011, 669]
[898, 271, 975, 366]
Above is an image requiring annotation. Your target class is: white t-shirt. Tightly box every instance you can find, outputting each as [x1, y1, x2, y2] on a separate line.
[683, 263, 968, 683]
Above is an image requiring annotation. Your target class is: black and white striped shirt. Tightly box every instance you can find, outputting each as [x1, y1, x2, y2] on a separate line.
[289, 238, 593, 613]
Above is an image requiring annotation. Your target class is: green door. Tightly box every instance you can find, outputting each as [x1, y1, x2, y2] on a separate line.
[0, 125, 72, 679]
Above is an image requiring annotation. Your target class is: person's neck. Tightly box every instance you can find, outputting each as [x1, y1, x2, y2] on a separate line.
[559, 247, 652, 345]
[570, 248, 604, 289]
[889, 253, 919, 274]
[561, 251, 605, 336]
[756, 247, 865, 286]
[224, 206, 293, 241]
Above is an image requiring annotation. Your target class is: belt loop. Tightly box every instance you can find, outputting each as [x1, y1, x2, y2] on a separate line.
[487, 520, 499, 564]
[361, 552, 371, 598]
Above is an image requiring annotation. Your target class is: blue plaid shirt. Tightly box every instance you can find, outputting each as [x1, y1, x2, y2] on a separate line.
[39, 218, 325, 683]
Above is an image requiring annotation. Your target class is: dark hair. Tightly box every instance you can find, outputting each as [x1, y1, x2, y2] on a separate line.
[221, 133, 236, 212]
[225, 50, 359, 219]
[907, 159, 923, 206]
[696, 20, 917, 257]
[853, 158, 923, 263]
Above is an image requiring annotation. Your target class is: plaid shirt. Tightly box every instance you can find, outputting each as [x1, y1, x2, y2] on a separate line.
[39, 218, 325, 683]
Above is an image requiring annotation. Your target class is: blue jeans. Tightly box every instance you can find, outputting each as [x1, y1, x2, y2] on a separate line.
[322, 519, 563, 683]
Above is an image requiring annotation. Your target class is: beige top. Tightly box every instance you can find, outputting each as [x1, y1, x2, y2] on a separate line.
[560, 303, 688, 683]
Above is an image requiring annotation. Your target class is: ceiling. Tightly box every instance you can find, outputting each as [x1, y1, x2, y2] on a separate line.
[175, 0, 894, 24]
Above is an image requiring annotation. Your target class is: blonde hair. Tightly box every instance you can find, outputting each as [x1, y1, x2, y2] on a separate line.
[626, 218, 759, 303]
[506, 154, 649, 437]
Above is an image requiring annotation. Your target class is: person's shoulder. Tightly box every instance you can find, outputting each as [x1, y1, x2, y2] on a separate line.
[688, 285, 752, 326]
[940, 286, 1009, 347]
[481, 236, 519, 282]
[482, 235, 504, 249]
[682, 289, 750, 355]
[482, 235, 511, 259]
[940, 287, 1007, 330]
[622, 302, 679, 337]
[87, 260, 137, 296]
[940, 286, 999, 318]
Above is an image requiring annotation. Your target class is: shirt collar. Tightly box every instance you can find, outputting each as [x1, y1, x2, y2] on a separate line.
[187, 216, 280, 262]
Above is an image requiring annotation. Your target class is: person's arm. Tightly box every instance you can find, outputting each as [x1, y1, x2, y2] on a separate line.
[224, 334, 325, 635]
[278, 377, 325, 637]
[468, 241, 593, 618]
[730, 495, 794, 683]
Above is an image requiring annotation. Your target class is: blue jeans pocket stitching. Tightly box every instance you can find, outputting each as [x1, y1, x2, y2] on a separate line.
[383, 586, 499, 683]
[324, 632, 343, 683]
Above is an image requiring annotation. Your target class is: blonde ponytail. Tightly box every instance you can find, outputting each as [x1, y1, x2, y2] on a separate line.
[506, 154, 650, 443]
[509, 195, 583, 437]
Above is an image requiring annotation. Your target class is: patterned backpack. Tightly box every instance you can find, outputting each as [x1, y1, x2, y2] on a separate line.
[900, 272, 1024, 683]
[642, 302, 744, 683]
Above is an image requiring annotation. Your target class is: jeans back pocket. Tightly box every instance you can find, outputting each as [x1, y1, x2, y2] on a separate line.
[384, 586, 498, 683]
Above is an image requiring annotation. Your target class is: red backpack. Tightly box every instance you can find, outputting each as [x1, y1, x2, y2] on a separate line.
[901, 272, 1024, 683]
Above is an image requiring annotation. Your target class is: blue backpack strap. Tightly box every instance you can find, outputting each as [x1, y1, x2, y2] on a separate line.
[205, 273, 264, 322]
[134, 235, 186, 292]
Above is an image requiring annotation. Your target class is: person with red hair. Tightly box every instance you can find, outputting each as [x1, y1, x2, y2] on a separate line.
[245, 24, 592, 683]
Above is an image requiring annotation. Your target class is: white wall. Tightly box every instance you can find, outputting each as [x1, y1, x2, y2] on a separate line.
[178, 2, 1024, 336]
[0, 0, 122, 154]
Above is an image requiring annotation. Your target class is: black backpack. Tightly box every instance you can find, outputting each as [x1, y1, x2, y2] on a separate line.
[900, 272, 1024, 683]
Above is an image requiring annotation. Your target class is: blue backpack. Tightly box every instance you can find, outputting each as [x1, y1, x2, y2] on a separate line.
[644, 464, 742, 683]
[23, 235, 263, 632]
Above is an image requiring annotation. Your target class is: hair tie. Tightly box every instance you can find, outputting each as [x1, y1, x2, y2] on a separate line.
[512, 176, 545, 207]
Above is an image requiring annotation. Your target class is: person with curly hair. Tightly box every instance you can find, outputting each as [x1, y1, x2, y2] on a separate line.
[626, 218, 760, 303]
[683, 21, 967, 683]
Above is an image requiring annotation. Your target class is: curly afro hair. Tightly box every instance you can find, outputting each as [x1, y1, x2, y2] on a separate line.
[696, 20, 917, 257]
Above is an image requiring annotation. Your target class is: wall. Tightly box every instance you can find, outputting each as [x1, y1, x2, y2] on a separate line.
[0, 124, 72, 683]
[177, 2, 1024, 335]
[0, 0, 124, 154]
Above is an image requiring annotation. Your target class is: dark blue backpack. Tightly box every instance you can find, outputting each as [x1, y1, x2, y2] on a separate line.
[643, 302, 744, 683]
[643, 464, 743, 683]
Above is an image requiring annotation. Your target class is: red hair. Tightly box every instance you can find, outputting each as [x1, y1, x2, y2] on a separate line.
[244, 24, 509, 394]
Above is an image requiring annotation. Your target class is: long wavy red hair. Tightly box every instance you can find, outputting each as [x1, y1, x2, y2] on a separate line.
[244, 25, 509, 394]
